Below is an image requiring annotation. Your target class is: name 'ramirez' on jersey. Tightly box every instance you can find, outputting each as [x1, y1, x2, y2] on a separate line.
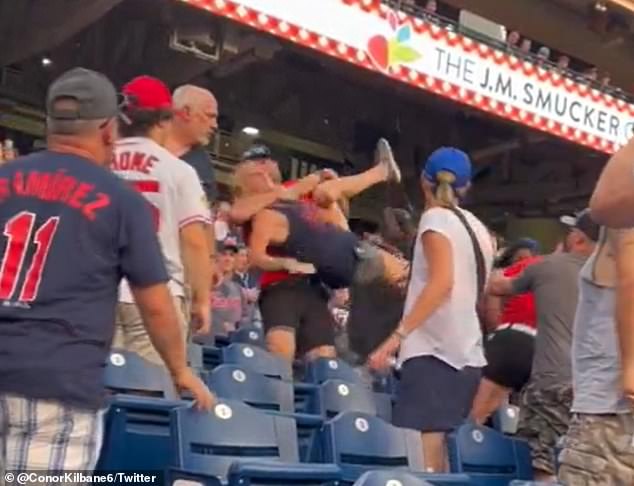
[0, 150, 168, 410]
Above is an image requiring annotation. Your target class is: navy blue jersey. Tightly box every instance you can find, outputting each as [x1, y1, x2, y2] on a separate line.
[270, 201, 359, 289]
[0, 151, 169, 410]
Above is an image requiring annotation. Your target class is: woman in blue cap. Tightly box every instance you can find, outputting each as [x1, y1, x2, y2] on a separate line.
[369, 147, 495, 472]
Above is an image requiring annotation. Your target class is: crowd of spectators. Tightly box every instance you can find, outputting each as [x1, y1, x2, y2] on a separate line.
[1, 25, 634, 482]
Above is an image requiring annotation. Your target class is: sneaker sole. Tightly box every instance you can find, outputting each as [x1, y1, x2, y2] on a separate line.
[376, 138, 402, 184]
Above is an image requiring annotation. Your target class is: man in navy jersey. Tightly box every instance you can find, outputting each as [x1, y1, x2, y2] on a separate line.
[0, 68, 214, 474]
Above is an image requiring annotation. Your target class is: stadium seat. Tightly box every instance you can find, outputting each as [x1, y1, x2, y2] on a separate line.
[206, 364, 295, 413]
[205, 364, 323, 463]
[104, 349, 177, 399]
[353, 470, 433, 485]
[320, 411, 423, 478]
[317, 380, 378, 418]
[491, 404, 520, 435]
[447, 422, 533, 486]
[169, 400, 341, 485]
[304, 357, 363, 385]
[222, 343, 293, 381]
[372, 371, 398, 395]
[230, 325, 265, 347]
[96, 395, 185, 472]
[320, 412, 469, 485]
[188, 342, 204, 371]
[202, 345, 223, 371]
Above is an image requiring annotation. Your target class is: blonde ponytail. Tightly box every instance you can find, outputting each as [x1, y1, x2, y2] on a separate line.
[435, 170, 457, 207]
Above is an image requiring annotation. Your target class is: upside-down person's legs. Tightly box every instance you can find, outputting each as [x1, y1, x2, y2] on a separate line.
[312, 138, 401, 208]
[469, 377, 512, 425]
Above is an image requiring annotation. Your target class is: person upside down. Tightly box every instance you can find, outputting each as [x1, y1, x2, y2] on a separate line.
[231, 141, 409, 362]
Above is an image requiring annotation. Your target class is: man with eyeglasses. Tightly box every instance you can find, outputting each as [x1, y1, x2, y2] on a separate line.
[112, 76, 213, 364]
[0, 68, 213, 475]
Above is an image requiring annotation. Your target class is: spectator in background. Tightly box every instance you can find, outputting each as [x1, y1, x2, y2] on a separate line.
[167, 85, 219, 204]
[207, 241, 248, 340]
[556, 55, 570, 71]
[214, 201, 233, 242]
[600, 73, 611, 89]
[536, 46, 551, 63]
[424, 0, 437, 14]
[1, 139, 17, 163]
[489, 209, 598, 481]
[520, 38, 532, 54]
[584, 66, 599, 81]
[558, 227, 634, 484]
[369, 148, 494, 473]
[233, 246, 260, 323]
[471, 238, 541, 424]
[506, 30, 521, 49]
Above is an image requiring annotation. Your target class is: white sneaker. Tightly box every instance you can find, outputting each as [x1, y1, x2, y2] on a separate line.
[375, 138, 401, 184]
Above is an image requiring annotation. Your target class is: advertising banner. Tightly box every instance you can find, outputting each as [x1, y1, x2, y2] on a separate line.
[182, 0, 634, 153]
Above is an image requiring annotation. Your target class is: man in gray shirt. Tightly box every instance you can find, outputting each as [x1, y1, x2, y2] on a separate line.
[490, 209, 599, 481]
[558, 227, 634, 485]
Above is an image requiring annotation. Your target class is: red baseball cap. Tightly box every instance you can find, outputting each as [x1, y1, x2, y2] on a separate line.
[122, 76, 172, 111]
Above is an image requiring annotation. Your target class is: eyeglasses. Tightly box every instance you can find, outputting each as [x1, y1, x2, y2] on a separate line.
[242, 145, 271, 161]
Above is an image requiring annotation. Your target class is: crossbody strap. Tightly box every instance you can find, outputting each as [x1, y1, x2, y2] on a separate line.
[445, 206, 488, 337]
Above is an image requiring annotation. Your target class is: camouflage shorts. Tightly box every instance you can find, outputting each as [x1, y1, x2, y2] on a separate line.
[558, 413, 634, 486]
[517, 382, 573, 475]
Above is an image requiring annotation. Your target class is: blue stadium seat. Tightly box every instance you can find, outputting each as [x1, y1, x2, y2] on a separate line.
[206, 364, 294, 413]
[222, 343, 293, 381]
[372, 372, 398, 395]
[320, 411, 423, 479]
[169, 400, 341, 485]
[96, 395, 185, 472]
[202, 345, 223, 371]
[353, 470, 434, 485]
[205, 364, 323, 463]
[188, 342, 204, 371]
[304, 358, 363, 385]
[317, 380, 378, 418]
[230, 325, 265, 347]
[447, 422, 533, 486]
[320, 412, 469, 485]
[104, 349, 177, 399]
[490, 404, 520, 435]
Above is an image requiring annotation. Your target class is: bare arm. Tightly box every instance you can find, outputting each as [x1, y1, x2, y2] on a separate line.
[229, 173, 322, 225]
[487, 272, 515, 296]
[590, 137, 634, 228]
[398, 231, 454, 334]
[180, 222, 212, 309]
[483, 294, 502, 332]
[249, 211, 291, 272]
[614, 229, 634, 400]
[132, 283, 188, 377]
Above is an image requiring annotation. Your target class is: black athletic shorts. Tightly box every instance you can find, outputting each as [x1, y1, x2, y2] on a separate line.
[393, 355, 481, 432]
[258, 276, 335, 356]
[483, 325, 535, 391]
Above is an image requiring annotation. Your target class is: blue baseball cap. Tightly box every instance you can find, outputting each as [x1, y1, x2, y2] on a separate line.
[422, 147, 472, 188]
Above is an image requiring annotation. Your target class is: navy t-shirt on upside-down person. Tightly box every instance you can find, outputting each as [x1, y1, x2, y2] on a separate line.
[0, 151, 169, 410]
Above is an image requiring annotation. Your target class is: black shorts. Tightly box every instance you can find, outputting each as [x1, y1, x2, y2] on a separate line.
[259, 277, 335, 356]
[483, 325, 535, 391]
[392, 355, 481, 433]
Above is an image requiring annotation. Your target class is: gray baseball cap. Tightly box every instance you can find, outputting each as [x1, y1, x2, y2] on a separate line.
[46, 68, 118, 121]
[560, 208, 600, 242]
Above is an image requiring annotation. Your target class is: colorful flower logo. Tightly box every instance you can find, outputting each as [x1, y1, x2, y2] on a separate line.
[367, 11, 422, 71]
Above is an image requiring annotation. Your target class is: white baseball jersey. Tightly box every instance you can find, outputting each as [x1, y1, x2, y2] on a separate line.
[113, 137, 211, 303]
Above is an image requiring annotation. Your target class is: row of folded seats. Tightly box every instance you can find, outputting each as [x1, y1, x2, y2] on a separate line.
[96, 340, 544, 485]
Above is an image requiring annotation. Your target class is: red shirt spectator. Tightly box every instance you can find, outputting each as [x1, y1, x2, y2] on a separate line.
[498, 256, 541, 328]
